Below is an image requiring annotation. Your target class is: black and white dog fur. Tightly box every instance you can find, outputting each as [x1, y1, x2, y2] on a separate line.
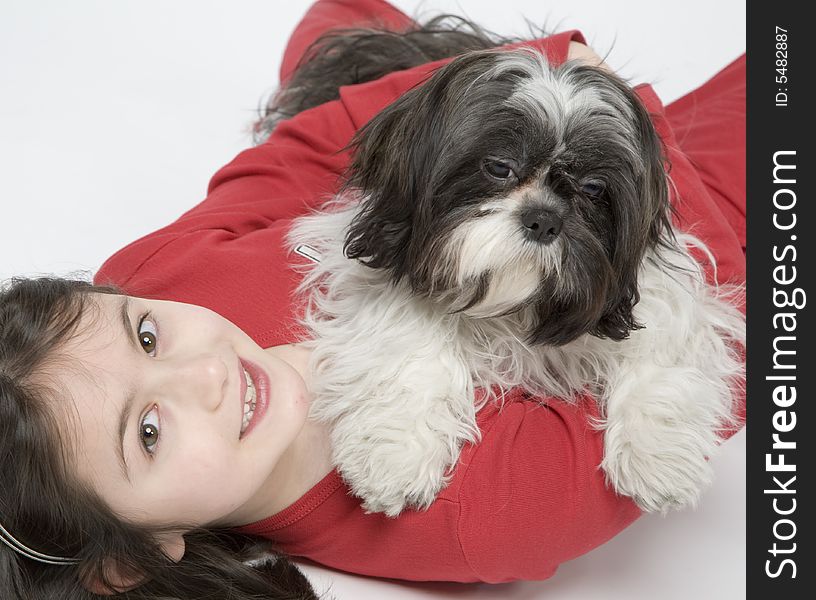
[265, 20, 745, 516]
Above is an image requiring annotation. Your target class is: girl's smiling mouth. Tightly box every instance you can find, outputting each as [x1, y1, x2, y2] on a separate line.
[238, 358, 269, 439]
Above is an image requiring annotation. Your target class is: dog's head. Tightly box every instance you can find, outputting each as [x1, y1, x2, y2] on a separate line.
[344, 48, 672, 345]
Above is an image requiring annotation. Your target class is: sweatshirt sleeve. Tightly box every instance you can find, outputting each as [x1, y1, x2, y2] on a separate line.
[633, 84, 746, 293]
[94, 97, 357, 289]
[456, 395, 641, 583]
[94, 30, 586, 295]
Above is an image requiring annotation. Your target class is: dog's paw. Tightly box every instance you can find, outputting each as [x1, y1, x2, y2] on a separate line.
[337, 435, 457, 517]
[601, 421, 714, 513]
[600, 366, 729, 513]
[321, 358, 479, 517]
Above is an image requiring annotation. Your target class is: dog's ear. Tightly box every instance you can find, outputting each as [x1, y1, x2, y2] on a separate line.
[342, 85, 422, 274]
[592, 70, 672, 341]
[343, 51, 511, 277]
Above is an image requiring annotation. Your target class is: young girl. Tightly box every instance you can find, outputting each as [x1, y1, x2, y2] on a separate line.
[0, 0, 745, 598]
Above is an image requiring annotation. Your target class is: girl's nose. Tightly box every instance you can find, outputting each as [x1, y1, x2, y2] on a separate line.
[168, 354, 229, 411]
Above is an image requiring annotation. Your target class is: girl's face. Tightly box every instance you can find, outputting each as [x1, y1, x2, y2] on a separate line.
[57, 293, 310, 533]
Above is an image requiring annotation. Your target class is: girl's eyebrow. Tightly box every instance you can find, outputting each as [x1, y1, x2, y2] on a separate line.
[116, 295, 136, 483]
[119, 295, 140, 353]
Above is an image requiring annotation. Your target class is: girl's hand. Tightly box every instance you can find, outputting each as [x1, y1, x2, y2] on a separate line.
[567, 41, 613, 73]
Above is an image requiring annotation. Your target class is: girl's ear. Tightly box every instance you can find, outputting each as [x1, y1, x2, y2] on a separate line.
[81, 532, 185, 595]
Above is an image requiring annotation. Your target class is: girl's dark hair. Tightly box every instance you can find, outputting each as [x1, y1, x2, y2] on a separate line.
[254, 14, 522, 142]
[0, 276, 317, 599]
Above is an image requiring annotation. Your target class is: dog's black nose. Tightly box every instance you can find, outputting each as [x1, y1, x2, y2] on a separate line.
[520, 209, 562, 244]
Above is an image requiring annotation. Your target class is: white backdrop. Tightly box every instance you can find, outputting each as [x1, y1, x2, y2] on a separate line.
[0, 1, 745, 598]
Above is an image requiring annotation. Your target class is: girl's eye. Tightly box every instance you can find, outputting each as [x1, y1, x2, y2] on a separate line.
[140, 405, 160, 455]
[138, 315, 158, 356]
[581, 181, 605, 198]
[482, 158, 517, 181]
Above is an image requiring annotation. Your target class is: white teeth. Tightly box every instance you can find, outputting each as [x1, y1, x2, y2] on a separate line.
[240, 368, 257, 435]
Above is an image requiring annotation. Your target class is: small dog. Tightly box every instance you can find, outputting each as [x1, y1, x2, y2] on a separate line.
[273, 21, 745, 517]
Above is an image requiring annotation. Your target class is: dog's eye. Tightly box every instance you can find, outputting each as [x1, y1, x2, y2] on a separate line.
[581, 182, 605, 198]
[482, 159, 516, 181]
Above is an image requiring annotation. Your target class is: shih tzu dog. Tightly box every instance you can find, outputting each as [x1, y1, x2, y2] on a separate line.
[261, 18, 745, 516]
